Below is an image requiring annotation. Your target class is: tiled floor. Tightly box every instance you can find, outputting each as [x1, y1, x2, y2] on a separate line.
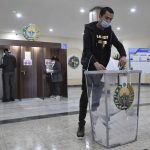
[0, 87, 82, 122]
[0, 86, 150, 150]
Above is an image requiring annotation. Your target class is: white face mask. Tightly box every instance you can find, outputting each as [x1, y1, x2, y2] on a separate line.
[100, 20, 110, 28]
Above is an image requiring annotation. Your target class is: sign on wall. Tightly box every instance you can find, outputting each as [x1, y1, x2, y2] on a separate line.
[24, 51, 32, 66]
[45, 59, 52, 65]
[22, 24, 41, 41]
[61, 43, 67, 50]
[68, 56, 79, 69]
[23, 59, 32, 66]
[129, 48, 150, 73]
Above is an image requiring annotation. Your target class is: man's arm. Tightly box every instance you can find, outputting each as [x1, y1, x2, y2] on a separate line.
[0, 56, 7, 68]
[94, 62, 106, 70]
[51, 61, 61, 73]
[111, 31, 127, 68]
[14, 56, 17, 68]
[0, 57, 3, 68]
[81, 25, 97, 69]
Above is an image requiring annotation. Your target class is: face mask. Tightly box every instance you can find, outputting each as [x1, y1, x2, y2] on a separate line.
[100, 20, 110, 28]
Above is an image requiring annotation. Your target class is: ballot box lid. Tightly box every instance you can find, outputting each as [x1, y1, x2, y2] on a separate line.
[84, 70, 142, 75]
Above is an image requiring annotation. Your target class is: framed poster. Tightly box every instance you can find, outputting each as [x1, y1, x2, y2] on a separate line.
[129, 48, 150, 73]
[23, 59, 32, 66]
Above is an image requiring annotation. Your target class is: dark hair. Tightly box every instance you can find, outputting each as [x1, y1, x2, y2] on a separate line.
[100, 7, 114, 16]
[3, 48, 9, 53]
[51, 56, 59, 61]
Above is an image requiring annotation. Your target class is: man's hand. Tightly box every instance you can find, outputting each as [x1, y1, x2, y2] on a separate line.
[94, 62, 106, 70]
[118, 56, 127, 68]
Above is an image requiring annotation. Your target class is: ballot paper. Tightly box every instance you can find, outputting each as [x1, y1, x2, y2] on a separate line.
[106, 57, 119, 70]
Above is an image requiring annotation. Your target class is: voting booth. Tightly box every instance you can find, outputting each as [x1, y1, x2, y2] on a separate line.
[85, 70, 141, 148]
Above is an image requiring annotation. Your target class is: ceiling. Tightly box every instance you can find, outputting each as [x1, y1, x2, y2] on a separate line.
[0, 0, 150, 40]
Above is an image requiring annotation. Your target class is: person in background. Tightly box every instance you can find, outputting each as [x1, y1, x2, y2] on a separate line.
[0, 48, 17, 102]
[77, 7, 127, 137]
[50, 56, 63, 100]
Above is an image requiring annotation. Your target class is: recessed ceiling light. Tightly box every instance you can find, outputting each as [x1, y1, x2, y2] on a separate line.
[116, 27, 121, 31]
[16, 13, 22, 18]
[80, 8, 85, 13]
[49, 28, 53, 32]
[12, 30, 16, 33]
[130, 8, 136, 13]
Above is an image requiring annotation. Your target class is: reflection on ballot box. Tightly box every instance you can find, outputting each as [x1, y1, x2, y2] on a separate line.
[85, 70, 141, 148]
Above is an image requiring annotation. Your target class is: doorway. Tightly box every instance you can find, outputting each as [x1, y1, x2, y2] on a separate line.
[0, 39, 67, 99]
[10, 46, 43, 99]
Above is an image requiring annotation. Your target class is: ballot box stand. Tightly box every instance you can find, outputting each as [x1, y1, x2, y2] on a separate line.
[84, 70, 141, 148]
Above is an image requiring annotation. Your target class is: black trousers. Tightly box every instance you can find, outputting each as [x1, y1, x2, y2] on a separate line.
[51, 82, 61, 96]
[2, 72, 15, 99]
[79, 70, 103, 127]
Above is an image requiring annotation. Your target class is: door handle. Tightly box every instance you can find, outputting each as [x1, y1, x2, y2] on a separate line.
[21, 71, 26, 75]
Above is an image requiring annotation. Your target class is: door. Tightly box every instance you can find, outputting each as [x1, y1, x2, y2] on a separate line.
[20, 46, 44, 99]
[20, 46, 35, 98]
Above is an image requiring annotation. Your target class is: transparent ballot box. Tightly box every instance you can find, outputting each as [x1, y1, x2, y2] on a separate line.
[85, 70, 141, 148]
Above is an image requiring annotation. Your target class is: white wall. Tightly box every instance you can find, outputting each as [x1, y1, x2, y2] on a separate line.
[123, 37, 150, 55]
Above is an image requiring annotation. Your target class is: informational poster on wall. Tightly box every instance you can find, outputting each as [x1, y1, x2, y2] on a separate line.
[25, 51, 31, 59]
[45, 59, 52, 66]
[129, 48, 150, 73]
[24, 51, 32, 66]
[23, 59, 32, 66]
[45, 59, 54, 74]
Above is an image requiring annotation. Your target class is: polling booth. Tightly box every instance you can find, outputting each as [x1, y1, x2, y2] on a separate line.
[85, 70, 141, 148]
[0, 39, 67, 99]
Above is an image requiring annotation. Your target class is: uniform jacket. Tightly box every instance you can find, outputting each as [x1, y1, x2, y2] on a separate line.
[81, 21, 126, 70]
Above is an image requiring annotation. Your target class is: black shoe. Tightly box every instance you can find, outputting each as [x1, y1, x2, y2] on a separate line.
[77, 126, 85, 137]
[2, 98, 10, 102]
[10, 98, 15, 101]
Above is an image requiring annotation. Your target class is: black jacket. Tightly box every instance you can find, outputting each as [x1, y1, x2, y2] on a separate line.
[50, 60, 63, 82]
[0, 53, 16, 72]
[81, 21, 126, 70]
